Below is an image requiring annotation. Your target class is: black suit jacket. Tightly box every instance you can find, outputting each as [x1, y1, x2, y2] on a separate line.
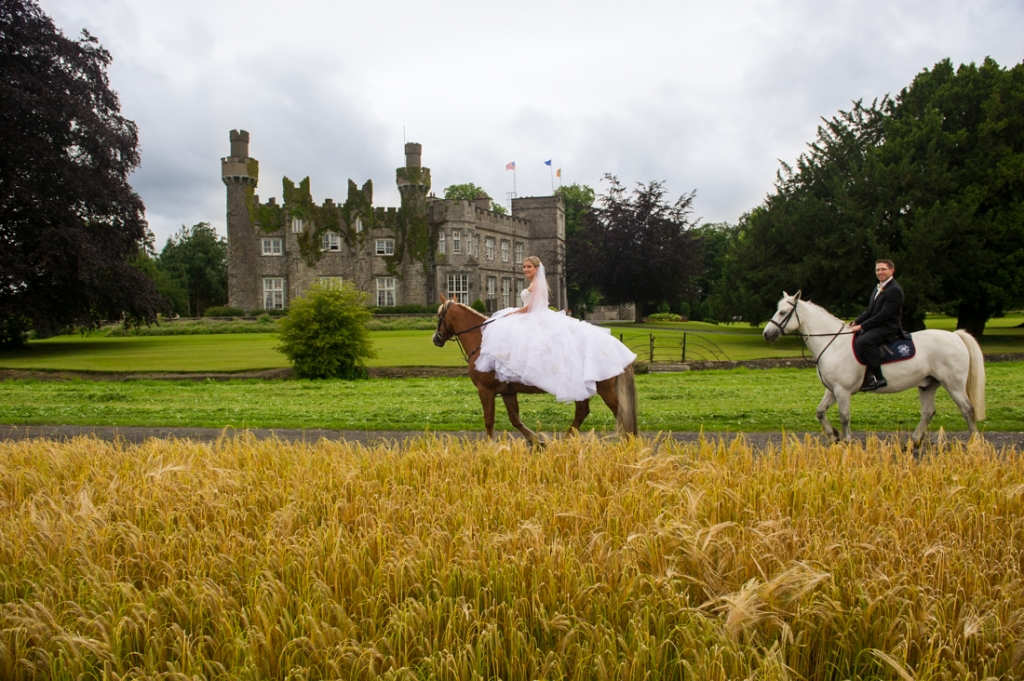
[854, 278, 904, 337]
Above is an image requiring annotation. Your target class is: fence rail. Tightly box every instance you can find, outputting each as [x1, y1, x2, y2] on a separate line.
[619, 332, 729, 363]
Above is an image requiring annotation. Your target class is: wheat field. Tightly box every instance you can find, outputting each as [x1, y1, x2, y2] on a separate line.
[1, 433, 1022, 680]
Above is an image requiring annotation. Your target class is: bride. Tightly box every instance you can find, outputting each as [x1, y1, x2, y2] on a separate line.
[475, 256, 637, 403]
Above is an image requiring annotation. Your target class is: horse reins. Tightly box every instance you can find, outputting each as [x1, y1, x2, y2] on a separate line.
[434, 302, 495, 364]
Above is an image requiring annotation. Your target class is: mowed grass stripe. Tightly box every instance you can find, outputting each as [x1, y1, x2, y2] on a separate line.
[0, 435, 1021, 678]
[0, 330, 467, 371]
[1, 363, 1021, 431]
[0, 315, 1021, 373]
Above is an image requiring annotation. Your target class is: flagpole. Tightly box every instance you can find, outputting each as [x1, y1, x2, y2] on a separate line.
[549, 164, 554, 193]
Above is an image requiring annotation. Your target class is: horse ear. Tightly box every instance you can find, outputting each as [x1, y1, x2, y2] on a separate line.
[783, 290, 790, 298]
[794, 290, 802, 300]
[440, 294, 448, 303]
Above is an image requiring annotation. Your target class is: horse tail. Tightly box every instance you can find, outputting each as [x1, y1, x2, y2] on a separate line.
[616, 363, 638, 436]
[955, 330, 986, 421]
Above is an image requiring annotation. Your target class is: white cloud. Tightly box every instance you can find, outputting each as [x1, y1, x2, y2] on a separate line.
[39, 0, 1024, 244]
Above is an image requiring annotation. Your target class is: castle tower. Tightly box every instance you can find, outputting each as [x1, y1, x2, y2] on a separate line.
[512, 195, 567, 309]
[396, 142, 431, 207]
[222, 129, 261, 312]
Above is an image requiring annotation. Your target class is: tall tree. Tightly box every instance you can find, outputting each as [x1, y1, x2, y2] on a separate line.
[0, 0, 162, 346]
[715, 102, 890, 325]
[692, 222, 736, 318]
[443, 183, 506, 213]
[877, 58, 1024, 336]
[157, 222, 227, 317]
[557, 183, 599, 313]
[717, 57, 1024, 336]
[568, 175, 700, 322]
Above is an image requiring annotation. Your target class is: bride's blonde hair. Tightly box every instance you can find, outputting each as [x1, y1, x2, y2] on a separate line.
[524, 256, 541, 268]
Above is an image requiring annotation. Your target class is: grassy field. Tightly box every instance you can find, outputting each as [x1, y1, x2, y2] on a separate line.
[1, 434, 1022, 678]
[1, 363, 1021, 432]
[0, 330, 466, 372]
[1, 315, 1021, 373]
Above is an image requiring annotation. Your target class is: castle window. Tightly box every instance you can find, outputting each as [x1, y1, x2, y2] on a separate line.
[514, 242, 524, 265]
[439, 231, 445, 254]
[469, 232, 477, 257]
[291, 217, 304, 233]
[375, 239, 395, 256]
[354, 217, 363, 233]
[486, 276, 496, 299]
[376, 277, 396, 307]
[321, 232, 341, 251]
[453, 230, 461, 254]
[261, 238, 282, 256]
[501, 277, 512, 308]
[515, 278, 524, 295]
[485, 237, 495, 260]
[319, 277, 344, 289]
[447, 274, 469, 304]
[263, 278, 285, 310]
[500, 240, 510, 263]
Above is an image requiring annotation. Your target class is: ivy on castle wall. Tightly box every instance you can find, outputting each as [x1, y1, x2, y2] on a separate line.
[395, 166, 431, 187]
[340, 180, 374, 248]
[241, 157, 444, 275]
[380, 197, 444, 276]
[242, 159, 284, 234]
[283, 177, 326, 267]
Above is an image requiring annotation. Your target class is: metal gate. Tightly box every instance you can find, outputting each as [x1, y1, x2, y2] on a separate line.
[619, 332, 729, 363]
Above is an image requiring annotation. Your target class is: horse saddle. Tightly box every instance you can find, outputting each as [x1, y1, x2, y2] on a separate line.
[852, 334, 916, 365]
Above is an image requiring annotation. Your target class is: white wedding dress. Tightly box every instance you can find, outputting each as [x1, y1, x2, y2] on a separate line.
[476, 269, 637, 403]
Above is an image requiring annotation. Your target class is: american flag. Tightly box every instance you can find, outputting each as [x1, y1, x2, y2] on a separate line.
[506, 161, 515, 170]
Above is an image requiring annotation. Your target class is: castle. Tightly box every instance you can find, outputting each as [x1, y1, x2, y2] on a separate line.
[221, 130, 566, 313]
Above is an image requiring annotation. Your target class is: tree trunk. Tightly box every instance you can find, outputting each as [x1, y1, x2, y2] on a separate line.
[956, 303, 988, 339]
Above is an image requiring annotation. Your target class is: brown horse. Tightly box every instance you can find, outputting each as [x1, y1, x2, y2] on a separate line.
[433, 296, 638, 444]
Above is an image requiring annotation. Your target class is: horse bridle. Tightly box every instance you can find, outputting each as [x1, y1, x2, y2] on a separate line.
[434, 301, 494, 364]
[767, 293, 853, 364]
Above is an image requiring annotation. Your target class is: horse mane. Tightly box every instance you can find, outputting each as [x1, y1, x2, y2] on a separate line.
[439, 300, 488, 320]
[792, 296, 843, 324]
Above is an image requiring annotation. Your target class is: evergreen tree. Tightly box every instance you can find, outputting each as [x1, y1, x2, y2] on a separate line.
[717, 56, 1024, 335]
[156, 222, 227, 317]
[558, 183, 600, 313]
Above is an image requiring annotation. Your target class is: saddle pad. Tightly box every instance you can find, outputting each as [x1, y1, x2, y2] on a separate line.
[852, 335, 916, 365]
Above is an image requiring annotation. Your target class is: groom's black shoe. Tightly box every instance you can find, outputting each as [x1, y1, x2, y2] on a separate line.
[861, 375, 887, 392]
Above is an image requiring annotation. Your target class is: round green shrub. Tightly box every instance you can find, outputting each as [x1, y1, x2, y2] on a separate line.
[276, 281, 377, 379]
[471, 299, 487, 314]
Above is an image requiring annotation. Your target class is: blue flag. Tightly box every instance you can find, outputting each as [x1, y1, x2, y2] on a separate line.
[544, 159, 552, 166]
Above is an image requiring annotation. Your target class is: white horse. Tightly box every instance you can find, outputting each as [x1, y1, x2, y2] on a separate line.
[763, 291, 985, 445]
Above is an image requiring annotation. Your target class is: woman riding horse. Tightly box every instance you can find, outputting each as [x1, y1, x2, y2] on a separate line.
[433, 257, 638, 442]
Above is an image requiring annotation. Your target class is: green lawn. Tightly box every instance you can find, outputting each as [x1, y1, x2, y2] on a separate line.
[0, 330, 465, 372]
[1, 316, 1020, 373]
[1, 363, 1021, 432]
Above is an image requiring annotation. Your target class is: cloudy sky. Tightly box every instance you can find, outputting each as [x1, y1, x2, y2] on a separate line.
[40, 0, 1024, 248]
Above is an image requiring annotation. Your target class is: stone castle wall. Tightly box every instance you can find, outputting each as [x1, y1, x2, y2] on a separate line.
[222, 130, 565, 313]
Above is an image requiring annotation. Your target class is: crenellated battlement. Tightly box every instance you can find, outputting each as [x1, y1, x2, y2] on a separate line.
[223, 130, 566, 311]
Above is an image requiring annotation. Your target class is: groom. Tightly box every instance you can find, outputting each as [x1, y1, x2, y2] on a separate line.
[850, 259, 904, 391]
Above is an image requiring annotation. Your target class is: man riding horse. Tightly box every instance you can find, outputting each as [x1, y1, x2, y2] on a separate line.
[851, 259, 904, 391]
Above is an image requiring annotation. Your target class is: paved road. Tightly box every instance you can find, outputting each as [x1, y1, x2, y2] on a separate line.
[2, 425, 1021, 450]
